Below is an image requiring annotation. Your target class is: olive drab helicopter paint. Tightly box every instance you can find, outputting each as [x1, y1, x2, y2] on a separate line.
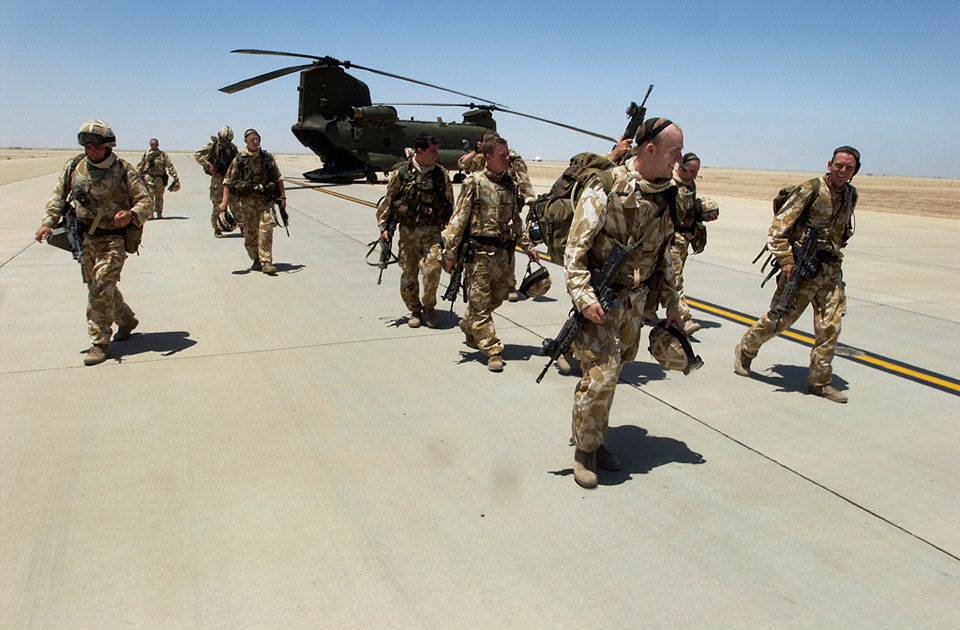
[219, 49, 618, 184]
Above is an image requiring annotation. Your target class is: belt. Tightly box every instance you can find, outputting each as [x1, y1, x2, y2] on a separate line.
[469, 235, 516, 250]
[79, 222, 125, 236]
[815, 251, 841, 264]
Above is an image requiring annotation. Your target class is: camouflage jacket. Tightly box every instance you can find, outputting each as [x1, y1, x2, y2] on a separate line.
[223, 149, 283, 197]
[462, 150, 535, 204]
[770, 174, 857, 266]
[376, 158, 454, 231]
[137, 149, 178, 179]
[564, 159, 679, 313]
[43, 153, 152, 230]
[442, 168, 534, 261]
[195, 137, 239, 177]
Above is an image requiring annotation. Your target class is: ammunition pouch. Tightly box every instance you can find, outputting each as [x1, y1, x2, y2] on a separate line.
[124, 223, 143, 254]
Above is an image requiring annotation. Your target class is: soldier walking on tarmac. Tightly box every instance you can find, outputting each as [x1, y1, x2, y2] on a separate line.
[196, 126, 239, 237]
[34, 120, 152, 366]
[443, 135, 538, 372]
[734, 146, 861, 404]
[376, 133, 455, 328]
[219, 128, 286, 275]
[137, 138, 179, 219]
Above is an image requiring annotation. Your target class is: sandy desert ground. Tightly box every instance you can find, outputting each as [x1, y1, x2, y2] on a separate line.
[3, 149, 958, 220]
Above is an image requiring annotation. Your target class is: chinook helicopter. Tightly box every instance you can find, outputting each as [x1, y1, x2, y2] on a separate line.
[219, 49, 620, 183]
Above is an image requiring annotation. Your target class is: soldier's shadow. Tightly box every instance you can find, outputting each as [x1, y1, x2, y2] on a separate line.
[153, 216, 189, 220]
[384, 310, 461, 330]
[110, 331, 197, 361]
[618, 360, 669, 386]
[751, 364, 849, 394]
[549, 426, 705, 486]
[274, 263, 305, 274]
[455, 343, 541, 365]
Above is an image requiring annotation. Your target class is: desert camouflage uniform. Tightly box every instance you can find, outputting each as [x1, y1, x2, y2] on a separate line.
[661, 172, 702, 322]
[463, 150, 535, 292]
[376, 158, 454, 313]
[223, 149, 282, 265]
[739, 174, 857, 387]
[442, 168, 533, 356]
[565, 160, 679, 452]
[195, 136, 239, 231]
[42, 153, 152, 345]
[137, 149, 178, 218]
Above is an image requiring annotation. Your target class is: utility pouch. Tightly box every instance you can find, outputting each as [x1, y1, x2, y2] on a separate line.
[124, 223, 143, 254]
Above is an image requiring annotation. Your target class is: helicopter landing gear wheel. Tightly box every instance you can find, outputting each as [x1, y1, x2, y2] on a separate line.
[366, 169, 378, 184]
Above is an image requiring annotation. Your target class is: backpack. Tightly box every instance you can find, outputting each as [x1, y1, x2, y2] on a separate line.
[528, 152, 617, 262]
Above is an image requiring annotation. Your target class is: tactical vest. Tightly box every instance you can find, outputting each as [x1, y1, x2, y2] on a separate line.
[589, 181, 679, 291]
[212, 141, 238, 176]
[230, 150, 278, 196]
[392, 161, 452, 226]
[144, 151, 166, 176]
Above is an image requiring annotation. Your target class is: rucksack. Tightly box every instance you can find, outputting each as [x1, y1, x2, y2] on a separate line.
[528, 152, 617, 262]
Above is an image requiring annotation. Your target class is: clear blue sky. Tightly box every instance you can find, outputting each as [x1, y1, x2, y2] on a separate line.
[2, 0, 957, 177]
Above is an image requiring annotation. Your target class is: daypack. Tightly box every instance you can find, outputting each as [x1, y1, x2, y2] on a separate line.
[528, 152, 616, 262]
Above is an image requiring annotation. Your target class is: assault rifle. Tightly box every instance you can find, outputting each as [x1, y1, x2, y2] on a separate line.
[273, 193, 290, 237]
[377, 211, 397, 284]
[773, 225, 821, 323]
[622, 85, 654, 142]
[537, 243, 630, 383]
[441, 228, 472, 314]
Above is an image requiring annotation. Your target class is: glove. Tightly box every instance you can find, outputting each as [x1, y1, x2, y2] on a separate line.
[168, 179, 181, 192]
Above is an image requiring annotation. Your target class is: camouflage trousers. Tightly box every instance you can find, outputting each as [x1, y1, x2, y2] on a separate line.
[460, 246, 512, 357]
[236, 196, 276, 264]
[571, 288, 647, 452]
[143, 174, 166, 217]
[209, 174, 240, 232]
[397, 223, 443, 313]
[81, 235, 136, 346]
[669, 233, 692, 321]
[740, 261, 846, 387]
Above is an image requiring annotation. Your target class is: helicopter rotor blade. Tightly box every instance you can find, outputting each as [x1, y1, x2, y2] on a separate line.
[219, 63, 316, 94]
[346, 63, 507, 108]
[381, 103, 618, 143]
[231, 49, 326, 61]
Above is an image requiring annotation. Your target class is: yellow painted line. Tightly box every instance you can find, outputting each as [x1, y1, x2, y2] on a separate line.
[687, 298, 960, 393]
[291, 178, 960, 394]
[289, 179, 378, 208]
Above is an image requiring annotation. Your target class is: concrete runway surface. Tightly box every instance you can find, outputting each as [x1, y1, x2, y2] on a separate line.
[1, 153, 958, 629]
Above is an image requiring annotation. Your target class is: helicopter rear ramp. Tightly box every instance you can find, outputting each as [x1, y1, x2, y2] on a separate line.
[1, 152, 957, 629]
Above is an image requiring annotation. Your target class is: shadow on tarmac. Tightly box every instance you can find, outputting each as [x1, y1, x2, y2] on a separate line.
[618, 360, 668, 386]
[549, 426, 706, 485]
[111, 331, 197, 360]
[385, 311, 461, 330]
[456, 343, 542, 366]
[230, 263, 306, 275]
[150, 216, 190, 220]
[750, 363, 850, 395]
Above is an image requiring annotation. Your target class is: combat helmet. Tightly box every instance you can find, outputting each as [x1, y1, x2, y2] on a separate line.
[217, 209, 238, 233]
[518, 261, 551, 298]
[648, 321, 703, 375]
[218, 126, 234, 142]
[77, 119, 116, 148]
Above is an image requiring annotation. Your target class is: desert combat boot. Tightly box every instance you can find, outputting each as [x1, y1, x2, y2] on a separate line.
[573, 448, 598, 488]
[734, 342, 753, 376]
[84, 343, 110, 366]
[808, 384, 848, 403]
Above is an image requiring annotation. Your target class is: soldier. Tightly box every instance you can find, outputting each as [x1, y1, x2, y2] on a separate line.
[662, 152, 719, 335]
[136, 138, 179, 219]
[195, 126, 240, 237]
[219, 128, 286, 275]
[734, 146, 861, 404]
[565, 117, 684, 488]
[443, 136, 539, 372]
[458, 133, 536, 302]
[376, 133, 454, 328]
[34, 120, 152, 366]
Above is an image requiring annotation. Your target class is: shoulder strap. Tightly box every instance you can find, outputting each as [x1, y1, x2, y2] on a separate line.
[61, 155, 85, 202]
